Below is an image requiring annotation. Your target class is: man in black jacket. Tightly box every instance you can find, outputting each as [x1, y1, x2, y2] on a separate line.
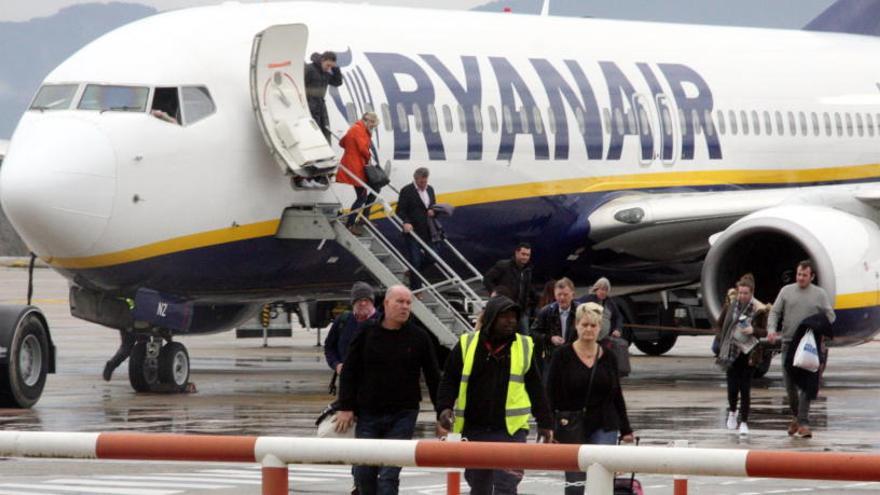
[335, 285, 441, 494]
[436, 296, 553, 494]
[395, 167, 439, 290]
[483, 243, 537, 331]
[304, 51, 343, 143]
[530, 277, 578, 376]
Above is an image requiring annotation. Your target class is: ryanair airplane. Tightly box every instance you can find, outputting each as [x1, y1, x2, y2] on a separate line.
[1, 0, 879, 407]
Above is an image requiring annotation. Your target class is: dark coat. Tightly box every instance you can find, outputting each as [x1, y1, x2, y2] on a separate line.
[396, 183, 437, 242]
[304, 55, 343, 132]
[483, 257, 536, 311]
[530, 302, 578, 362]
[323, 311, 376, 370]
[717, 299, 769, 369]
[784, 312, 833, 400]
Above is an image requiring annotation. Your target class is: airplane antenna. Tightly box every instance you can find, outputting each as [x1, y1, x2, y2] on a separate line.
[540, 0, 550, 16]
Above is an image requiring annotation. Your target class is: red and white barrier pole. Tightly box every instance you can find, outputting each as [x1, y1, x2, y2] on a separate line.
[445, 433, 462, 495]
[261, 454, 288, 495]
[673, 440, 688, 495]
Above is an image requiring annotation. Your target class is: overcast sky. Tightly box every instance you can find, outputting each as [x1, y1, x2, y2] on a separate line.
[1, 0, 492, 22]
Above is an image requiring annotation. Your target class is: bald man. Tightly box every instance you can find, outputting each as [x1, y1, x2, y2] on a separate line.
[335, 285, 441, 494]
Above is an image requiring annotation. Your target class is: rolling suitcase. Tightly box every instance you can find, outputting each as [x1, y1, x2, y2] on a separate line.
[613, 437, 644, 495]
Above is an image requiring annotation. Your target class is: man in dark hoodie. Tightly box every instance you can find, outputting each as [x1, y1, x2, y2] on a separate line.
[304, 51, 343, 143]
[436, 295, 553, 494]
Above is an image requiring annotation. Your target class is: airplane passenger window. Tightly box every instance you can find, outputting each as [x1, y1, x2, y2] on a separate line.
[678, 109, 687, 135]
[716, 110, 726, 135]
[763, 111, 772, 136]
[576, 107, 586, 135]
[834, 112, 843, 136]
[547, 107, 557, 135]
[728, 110, 738, 135]
[520, 107, 531, 133]
[740, 111, 749, 135]
[811, 112, 820, 136]
[30, 84, 79, 111]
[856, 113, 864, 137]
[867, 114, 875, 137]
[150, 87, 181, 124]
[616, 108, 626, 135]
[626, 109, 637, 134]
[640, 108, 652, 136]
[381, 103, 392, 131]
[412, 104, 423, 132]
[787, 111, 796, 136]
[473, 105, 484, 134]
[799, 112, 808, 136]
[503, 106, 513, 134]
[443, 105, 453, 132]
[775, 111, 784, 135]
[692, 110, 701, 135]
[532, 107, 544, 135]
[659, 105, 671, 136]
[396, 103, 408, 132]
[602, 109, 611, 135]
[751, 111, 760, 136]
[428, 105, 439, 133]
[876, 114, 880, 136]
[845, 113, 853, 137]
[488, 106, 499, 133]
[824, 113, 832, 136]
[80, 84, 149, 112]
[703, 110, 714, 137]
[180, 87, 215, 125]
[457, 105, 467, 133]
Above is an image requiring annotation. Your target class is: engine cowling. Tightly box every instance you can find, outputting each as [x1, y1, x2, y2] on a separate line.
[701, 205, 880, 344]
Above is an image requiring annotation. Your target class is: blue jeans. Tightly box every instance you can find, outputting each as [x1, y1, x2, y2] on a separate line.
[347, 187, 375, 227]
[353, 409, 419, 495]
[563, 428, 618, 495]
[462, 427, 528, 494]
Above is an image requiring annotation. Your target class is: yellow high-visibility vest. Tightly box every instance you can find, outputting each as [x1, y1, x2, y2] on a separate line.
[452, 331, 533, 435]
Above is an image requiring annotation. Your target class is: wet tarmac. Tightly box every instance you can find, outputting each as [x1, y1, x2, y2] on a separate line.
[1, 266, 879, 494]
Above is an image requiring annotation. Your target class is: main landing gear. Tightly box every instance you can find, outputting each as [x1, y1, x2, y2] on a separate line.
[127, 336, 191, 393]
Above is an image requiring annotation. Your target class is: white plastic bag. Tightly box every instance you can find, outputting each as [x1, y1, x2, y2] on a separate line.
[793, 329, 820, 372]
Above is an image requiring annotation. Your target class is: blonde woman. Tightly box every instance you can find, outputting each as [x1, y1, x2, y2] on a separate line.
[547, 302, 634, 495]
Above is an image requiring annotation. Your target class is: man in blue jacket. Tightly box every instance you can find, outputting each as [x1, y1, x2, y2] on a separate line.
[324, 282, 377, 377]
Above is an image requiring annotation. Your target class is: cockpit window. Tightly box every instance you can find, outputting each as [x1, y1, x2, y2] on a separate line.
[78, 84, 149, 112]
[30, 84, 79, 111]
[181, 87, 216, 125]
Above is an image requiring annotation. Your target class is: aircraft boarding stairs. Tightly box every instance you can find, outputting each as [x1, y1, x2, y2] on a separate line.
[275, 173, 484, 346]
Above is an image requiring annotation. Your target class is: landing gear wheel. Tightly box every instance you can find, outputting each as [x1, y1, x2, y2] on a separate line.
[129, 340, 160, 392]
[158, 342, 190, 392]
[633, 333, 678, 356]
[0, 313, 49, 408]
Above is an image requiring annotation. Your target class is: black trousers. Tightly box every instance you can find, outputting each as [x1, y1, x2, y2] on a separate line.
[726, 353, 754, 423]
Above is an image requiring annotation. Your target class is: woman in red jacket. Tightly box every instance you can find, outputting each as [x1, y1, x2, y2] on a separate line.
[336, 112, 379, 234]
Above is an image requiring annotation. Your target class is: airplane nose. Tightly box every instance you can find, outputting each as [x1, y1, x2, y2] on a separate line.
[0, 116, 116, 259]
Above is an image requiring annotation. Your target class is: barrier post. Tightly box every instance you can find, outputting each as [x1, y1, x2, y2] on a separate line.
[673, 439, 688, 495]
[261, 453, 288, 495]
[446, 433, 462, 495]
[586, 462, 614, 494]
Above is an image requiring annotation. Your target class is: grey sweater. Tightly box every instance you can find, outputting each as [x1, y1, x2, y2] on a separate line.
[767, 283, 836, 341]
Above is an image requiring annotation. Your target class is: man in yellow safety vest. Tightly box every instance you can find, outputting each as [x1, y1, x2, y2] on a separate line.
[436, 295, 553, 494]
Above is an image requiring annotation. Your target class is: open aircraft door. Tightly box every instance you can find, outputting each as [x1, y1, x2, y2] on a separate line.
[250, 24, 336, 177]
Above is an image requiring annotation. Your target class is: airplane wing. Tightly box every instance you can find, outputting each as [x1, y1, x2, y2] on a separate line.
[587, 188, 810, 261]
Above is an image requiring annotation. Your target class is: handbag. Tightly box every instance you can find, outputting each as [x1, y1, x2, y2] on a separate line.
[364, 164, 389, 190]
[554, 357, 597, 444]
[793, 329, 820, 372]
[315, 401, 355, 438]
